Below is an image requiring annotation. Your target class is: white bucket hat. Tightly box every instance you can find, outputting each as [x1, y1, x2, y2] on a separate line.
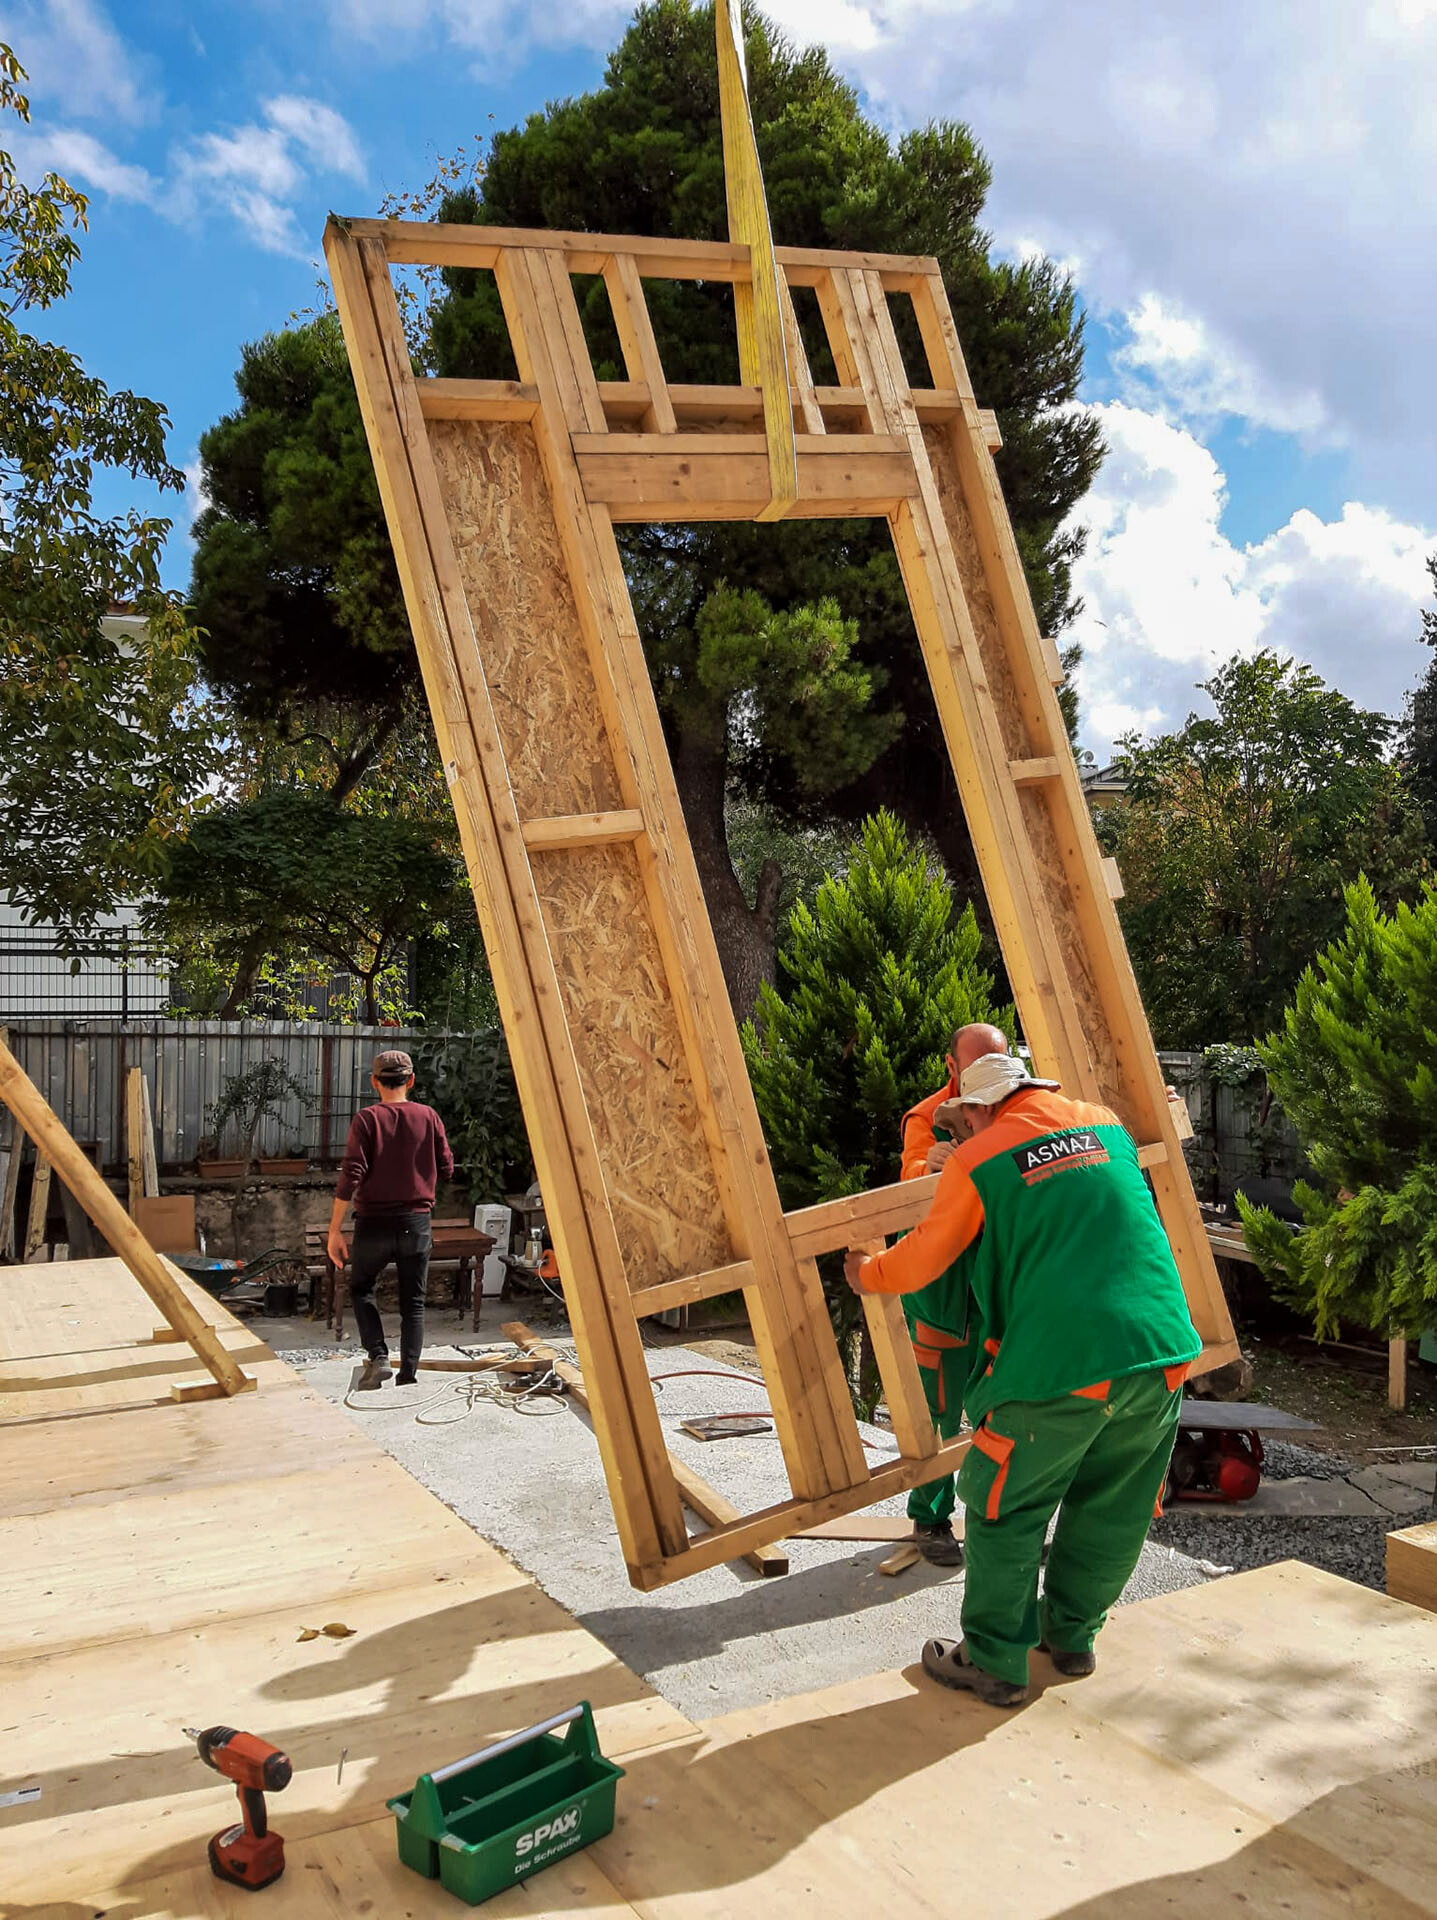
[955, 1051, 1060, 1107]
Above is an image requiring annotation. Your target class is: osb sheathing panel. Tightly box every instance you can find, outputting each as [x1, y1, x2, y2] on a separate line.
[532, 842, 732, 1289]
[428, 418, 624, 819]
[922, 425, 1128, 1121]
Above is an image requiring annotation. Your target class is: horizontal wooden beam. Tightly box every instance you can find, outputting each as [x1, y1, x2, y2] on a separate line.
[342, 217, 941, 288]
[521, 809, 646, 852]
[1101, 855, 1125, 900]
[814, 386, 966, 422]
[639, 1435, 971, 1588]
[578, 443, 916, 522]
[416, 378, 539, 422]
[571, 432, 908, 459]
[1135, 1142, 1169, 1170]
[977, 406, 1002, 450]
[1009, 756, 1061, 787]
[786, 1176, 937, 1259]
[629, 1258, 756, 1318]
[415, 376, 974, 437]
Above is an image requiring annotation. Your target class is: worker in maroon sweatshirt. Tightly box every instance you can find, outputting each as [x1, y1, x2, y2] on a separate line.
[327, 1049, 454, 1389]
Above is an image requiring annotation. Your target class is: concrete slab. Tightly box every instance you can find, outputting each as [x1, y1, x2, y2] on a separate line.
[1349, 1464, 1437, 1514]
[1176, 1475, 1385, 1518]
[301, 1336, 1209, 1722]
[1362, 1460, 1437, 1495]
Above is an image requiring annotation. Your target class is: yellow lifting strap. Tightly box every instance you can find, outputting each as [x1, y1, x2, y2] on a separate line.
[714, 0, 798, 520]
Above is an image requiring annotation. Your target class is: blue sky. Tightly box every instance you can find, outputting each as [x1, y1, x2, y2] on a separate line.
[5, 0, 1435, 759]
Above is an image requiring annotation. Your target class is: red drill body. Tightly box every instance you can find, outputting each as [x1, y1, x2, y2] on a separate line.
[187, 1726, 292, 1891]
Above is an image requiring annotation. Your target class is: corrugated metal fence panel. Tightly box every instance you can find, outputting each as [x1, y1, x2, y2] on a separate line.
[1157, 1049, 1304, 1202]
[2, 1027, 1309, 1190]
[0, 1022, 467, 1171]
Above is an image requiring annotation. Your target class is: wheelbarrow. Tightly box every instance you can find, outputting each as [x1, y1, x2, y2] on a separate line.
[170, 1248, 298, 1311]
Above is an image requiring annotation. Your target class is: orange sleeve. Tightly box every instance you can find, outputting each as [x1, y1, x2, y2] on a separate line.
[900, 1106, 937, 1181]
[860, 1157, 985, 1295]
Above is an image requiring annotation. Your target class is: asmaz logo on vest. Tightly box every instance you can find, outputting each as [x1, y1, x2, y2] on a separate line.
[1010, 1129, 1109, 1186]
[515, 1805, 582, 1860]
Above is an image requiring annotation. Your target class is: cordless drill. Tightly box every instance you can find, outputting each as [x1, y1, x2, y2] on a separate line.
[185, 1726, 293, 1891]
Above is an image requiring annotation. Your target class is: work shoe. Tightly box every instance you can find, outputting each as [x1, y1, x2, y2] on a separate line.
[1041, 1642, 1097, 1679]
[913, 1520, 964, 1567]
[921, 1638, 1028, 1707]
[355, 1357, 392, 1391]
[394, 1370, 419, 1387]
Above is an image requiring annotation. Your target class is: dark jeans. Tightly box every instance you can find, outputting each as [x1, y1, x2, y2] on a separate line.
[349, 1211, 432, 1374]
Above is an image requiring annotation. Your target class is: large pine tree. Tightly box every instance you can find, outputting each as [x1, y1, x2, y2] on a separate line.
[427, 0, 1101, 1009]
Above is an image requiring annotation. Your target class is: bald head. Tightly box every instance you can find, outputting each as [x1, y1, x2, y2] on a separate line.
[953, 1023, 1011, 1074]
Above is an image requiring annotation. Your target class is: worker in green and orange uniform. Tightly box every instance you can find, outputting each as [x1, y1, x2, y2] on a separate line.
[895, 1023, 1011, 1565]
[847, 1040, 1199, 1708]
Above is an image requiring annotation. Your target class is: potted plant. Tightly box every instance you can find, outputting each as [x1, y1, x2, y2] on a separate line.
[259, 1143, 311, 1176]
[198, 1059, 309, 1178]
[194, 1135, 249, 1181]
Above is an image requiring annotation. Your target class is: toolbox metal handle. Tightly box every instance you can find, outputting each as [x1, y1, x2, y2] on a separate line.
[429, 1706, 587, 1783]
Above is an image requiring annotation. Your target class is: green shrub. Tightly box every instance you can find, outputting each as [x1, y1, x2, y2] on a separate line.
[743, 811, 1012, 1389]
[1238, 876, 1437, 1338]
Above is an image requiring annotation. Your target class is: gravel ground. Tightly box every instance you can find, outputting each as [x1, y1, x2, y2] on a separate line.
[1259, 1436, 1355, 1481]
[1153, 1434, 1437, 1590]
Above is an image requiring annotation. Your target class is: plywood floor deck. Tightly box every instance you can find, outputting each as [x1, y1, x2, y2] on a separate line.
[3, 1257, 1435, 1919]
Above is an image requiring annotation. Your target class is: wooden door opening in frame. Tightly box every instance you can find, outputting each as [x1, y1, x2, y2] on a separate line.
[325, 216, 1240, 1591]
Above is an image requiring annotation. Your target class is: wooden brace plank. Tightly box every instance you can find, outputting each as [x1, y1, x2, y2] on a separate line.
[578, 447, 915, 521]
[602, 252, 678, 434]
[1009, 756, 1062, 787]
[416, 378, 540, 422]
[862, 1292, 937, 1459]
[348, 213, 941, 284]
[0, 1038, 250, 1395]
[521, 810, 646, 852]
[506, 1322, 787, 1576]
[23, 1152, 50, 1261]
[643, 1436, 971, 1588]
[629, 1259, 757, 1319]
[787, 1175, 937, 1258]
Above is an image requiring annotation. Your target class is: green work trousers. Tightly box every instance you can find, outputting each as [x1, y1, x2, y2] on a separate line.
[903, 1304, 971, 1529]
[955, 1365, 1183, 1686]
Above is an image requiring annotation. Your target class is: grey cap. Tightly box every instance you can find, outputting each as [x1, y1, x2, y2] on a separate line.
[372, 1049, 414, 1083]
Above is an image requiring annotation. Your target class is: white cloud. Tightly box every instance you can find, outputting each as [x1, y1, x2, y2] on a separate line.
[263, 97, 367, 184]
[178, 97, 367, 259]
[0, 0, 152, 122]
[9, 125, 158, 204]
[825, 0, 1437, 513]
[1069, 403, 1434, 759]
[1113, 293, 1331, 441]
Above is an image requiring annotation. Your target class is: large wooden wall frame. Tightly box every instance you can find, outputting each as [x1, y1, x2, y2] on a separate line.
[325, 215, 1240, 1590]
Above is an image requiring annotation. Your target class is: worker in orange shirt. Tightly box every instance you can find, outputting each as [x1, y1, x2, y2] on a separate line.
[849, 1035, 1198, 1708]
[895, 1023, 1012, 1565]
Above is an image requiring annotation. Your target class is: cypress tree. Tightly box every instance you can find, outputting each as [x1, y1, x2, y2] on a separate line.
[743, 809, 1011, 1206]
[1238, 877, 1437, 1337]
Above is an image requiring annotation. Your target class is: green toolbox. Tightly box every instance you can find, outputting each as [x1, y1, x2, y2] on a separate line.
[388, 1703, 624, 1906]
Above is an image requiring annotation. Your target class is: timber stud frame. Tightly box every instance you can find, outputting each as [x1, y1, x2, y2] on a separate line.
[325, 215, 1240, 1590]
